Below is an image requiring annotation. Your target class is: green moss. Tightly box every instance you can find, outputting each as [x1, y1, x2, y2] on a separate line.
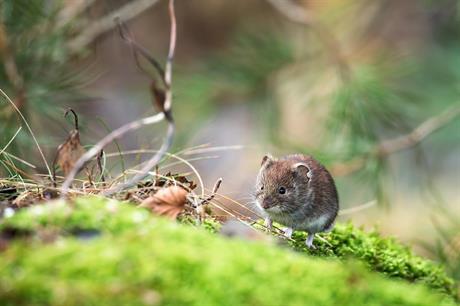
[0, 197, 456, 306]
[284, 223, 456, 298]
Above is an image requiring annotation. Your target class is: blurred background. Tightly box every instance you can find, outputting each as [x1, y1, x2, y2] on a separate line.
[1, 0, 459, 280]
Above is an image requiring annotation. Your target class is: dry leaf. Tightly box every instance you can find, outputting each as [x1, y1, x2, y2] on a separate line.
[55, 129, 85, 177]
[53, 109, 86, 184]
[139, 185, 188, 219]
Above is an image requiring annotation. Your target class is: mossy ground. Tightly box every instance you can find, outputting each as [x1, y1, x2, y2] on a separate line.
[0, 197, 456, 305]
[287, 224, 455, 297]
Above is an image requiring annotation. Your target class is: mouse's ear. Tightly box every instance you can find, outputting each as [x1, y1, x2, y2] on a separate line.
[292, 163, 312, 181]
[261, 154, 274, 166]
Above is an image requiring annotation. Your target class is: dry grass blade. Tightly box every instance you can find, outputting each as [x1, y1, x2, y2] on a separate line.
[0, 88, 52, 179]
[0, 126, 22, 156]
[339, 200, 377, 215]
[206, 189, 263, 218]
[102, 150, 208, 199]
[2, 152, 36, 169]
[182, 145, 245, 155]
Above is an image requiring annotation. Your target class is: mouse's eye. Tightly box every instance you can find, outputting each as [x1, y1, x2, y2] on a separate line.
[278, 187, 286, 194]
[260, 185, 264, 191]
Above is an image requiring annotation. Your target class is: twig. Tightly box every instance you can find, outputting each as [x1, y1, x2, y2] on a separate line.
[0, 89, 53, 179]
[330, 105, 460, 176]
[376, 106, 460, 156]
[67, 0, 161, 54]
[198, 178, 223, 207]
[62, 0, 177, 196]
[102, 0, 176, 196]
[64, 108, 79, 130]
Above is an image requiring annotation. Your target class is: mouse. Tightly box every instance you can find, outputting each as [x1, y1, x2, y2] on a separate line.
[254, 154, 339, 248]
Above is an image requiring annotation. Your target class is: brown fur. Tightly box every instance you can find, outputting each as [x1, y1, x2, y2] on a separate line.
[255, 154, 339, 233]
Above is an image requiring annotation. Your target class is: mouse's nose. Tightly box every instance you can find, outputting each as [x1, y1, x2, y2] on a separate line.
[262, 198, 272, 209]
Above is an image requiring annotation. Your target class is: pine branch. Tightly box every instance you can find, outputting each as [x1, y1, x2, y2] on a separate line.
[330, 105, 460, 176]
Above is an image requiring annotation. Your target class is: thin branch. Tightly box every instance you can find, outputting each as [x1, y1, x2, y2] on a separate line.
[376, 105, 460, 156]
[198, 178, 223, 207]
[103, 0, 176, 195]
[330, 105, 460, 176]
[62, 0, 177, 196]
[64, 108, 79, 130]
[67, 0, 161, 54]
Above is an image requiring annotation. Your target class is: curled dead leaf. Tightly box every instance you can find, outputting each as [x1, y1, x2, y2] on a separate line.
[55, 130, 85, 177]
[139, 185, 188, 220]
[52, 109, 86, 185]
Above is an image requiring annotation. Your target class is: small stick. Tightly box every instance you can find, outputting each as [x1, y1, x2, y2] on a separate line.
[64, 108, 79, 130]
[198, 178, 223, 207]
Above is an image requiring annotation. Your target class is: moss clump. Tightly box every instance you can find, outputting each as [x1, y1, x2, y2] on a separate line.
[286, 223, 456, 298]
[0, 197, 456, 306]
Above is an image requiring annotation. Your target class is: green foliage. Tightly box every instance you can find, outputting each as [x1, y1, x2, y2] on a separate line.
[287, 223, 456, 298]
[0, 0, 85, 160]
[0, 197, 456, 306]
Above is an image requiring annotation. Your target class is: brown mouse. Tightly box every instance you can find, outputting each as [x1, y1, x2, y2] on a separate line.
[254, 154, 339, 248]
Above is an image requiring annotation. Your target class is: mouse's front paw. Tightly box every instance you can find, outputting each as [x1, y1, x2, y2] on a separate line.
[306, 233, 316, 249]
[282, 227, 293, 239]
[264, 217, 273, 232]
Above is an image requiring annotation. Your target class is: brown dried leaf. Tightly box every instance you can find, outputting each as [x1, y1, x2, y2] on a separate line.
[53, 109, 86, 184]
[55, 130, 85, 177]
[139, 185, 188, 220]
